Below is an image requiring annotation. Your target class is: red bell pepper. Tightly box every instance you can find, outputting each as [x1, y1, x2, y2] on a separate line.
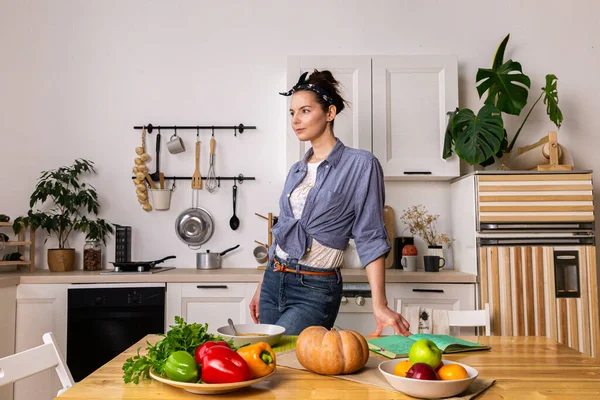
[200, 345, 252, 384]
[194, 341, 230, 365]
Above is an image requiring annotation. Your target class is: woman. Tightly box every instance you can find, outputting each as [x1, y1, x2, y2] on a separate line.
[249, 70, 410, 336]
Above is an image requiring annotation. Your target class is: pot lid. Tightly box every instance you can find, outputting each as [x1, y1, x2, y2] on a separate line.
[175, 207, 214, 247]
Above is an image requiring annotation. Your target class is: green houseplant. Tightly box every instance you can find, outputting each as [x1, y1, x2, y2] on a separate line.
[13, 159, 113, 272]
[443, 34, 564, 167]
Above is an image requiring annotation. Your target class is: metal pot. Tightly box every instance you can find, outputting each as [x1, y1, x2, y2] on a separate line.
[196, 245, 240, 270]
[175, 207, 214, 249]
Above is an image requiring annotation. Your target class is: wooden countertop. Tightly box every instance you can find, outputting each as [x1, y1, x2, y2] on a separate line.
[57, 335, 600, 400]
[0, 276, 20, 288]
[1, 268, 477, 285]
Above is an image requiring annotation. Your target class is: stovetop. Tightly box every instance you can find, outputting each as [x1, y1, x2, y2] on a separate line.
[99, 266, 176, 275]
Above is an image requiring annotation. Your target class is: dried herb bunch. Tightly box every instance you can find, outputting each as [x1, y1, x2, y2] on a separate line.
[399, 205, 452, 247]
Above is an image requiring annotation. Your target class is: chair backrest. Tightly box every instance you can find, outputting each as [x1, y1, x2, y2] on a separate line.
[0, 332, 74, 396]
[447, 303, 491, 336]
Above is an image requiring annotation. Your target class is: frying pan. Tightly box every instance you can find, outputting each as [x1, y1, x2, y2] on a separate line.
[111, 255, 176, 271]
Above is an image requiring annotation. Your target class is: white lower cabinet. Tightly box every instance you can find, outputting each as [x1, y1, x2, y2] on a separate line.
[0, 285, 17, 400]
[166, 283, 258, 334]
[335, 283, 475, 337]
[386, 283, 476, 335]
[14, 284, 69, 400]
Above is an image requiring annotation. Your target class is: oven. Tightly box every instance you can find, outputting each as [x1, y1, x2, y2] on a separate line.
[334, 283, 393, 336]
[66, 283, 165, 382]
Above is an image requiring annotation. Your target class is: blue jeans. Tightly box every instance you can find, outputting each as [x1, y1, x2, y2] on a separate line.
[259, 256, 343, 335]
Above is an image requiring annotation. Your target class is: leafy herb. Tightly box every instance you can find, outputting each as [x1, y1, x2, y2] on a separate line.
[122, 316, 233, 384]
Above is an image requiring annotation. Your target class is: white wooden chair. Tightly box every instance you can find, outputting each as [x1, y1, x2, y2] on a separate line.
[0, 332, 74, 396]
[447, 303, 491, 336]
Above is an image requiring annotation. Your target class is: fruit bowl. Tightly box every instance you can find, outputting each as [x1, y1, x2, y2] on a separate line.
[216, 323, 285, 348]
[378, 358, 478, 399]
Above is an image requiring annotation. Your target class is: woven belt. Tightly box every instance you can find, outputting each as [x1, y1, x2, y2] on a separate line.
[273, 258, 337, 276]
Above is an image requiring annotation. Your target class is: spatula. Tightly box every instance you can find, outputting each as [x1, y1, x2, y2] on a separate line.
[192, 140, 202, 189]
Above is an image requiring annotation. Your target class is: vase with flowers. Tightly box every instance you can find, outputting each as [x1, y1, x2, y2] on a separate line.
[399, 205, 453, 269]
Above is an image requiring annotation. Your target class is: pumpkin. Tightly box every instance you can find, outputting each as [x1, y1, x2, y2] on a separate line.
[295, 326, 369, 375]
[402, 244, 418, 256]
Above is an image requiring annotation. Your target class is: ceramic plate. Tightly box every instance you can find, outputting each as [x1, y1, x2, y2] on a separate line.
[149, 369, 276, 395]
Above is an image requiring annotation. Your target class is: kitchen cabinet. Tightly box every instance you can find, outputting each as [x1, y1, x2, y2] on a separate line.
[285, 55, 459, 180]
[166, 283, 258, 334]
[386, 283, 476, 335]
[0, 285, 17, 400]
[14, 284, 69, 400]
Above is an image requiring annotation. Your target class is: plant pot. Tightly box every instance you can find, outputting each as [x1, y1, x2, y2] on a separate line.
[48, 249, 75, 272]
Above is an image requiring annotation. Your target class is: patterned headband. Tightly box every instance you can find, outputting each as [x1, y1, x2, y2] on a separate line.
[279, 71, 334, 106]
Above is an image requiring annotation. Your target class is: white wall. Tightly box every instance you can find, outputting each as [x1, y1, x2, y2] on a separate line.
[1, 0, 598, 270]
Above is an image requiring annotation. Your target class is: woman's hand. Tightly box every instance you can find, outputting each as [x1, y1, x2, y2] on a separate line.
[370, 304, 410, 337]
[249, 283, 262, 323]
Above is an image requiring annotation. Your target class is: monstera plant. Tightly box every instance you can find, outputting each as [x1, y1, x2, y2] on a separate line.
[443, 34, 564, 166]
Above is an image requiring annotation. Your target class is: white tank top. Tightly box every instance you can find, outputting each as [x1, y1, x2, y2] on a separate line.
[275, 160, 344, 269]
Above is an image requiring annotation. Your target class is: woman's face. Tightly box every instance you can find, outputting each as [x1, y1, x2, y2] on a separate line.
[289, 91, 335, 142]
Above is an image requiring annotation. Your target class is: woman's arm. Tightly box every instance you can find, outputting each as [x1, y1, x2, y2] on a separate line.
[366, 256, 411, 336]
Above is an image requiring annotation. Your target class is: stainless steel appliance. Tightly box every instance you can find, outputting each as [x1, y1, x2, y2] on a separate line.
[451, 170, 600, 358]
[67, 283, 165, 382]
[334, 283, 379, 336]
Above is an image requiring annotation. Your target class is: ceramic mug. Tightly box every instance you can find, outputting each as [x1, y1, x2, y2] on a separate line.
[253, 245, 269, 264]
[424, 255, 445, 272]
[401, 255, 417, 272]
[166, 134, 186, 154]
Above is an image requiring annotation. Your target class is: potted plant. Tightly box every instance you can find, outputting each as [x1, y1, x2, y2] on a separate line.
[13, 159, 113, 272]
[399, 205, 452, 267]
[443, 34, 564, 167]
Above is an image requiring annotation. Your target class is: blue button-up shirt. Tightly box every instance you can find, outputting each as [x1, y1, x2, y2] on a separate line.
[269, 139, 391, 268]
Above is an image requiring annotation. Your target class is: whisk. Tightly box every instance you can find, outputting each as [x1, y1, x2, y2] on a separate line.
[206, 137, 218, 193]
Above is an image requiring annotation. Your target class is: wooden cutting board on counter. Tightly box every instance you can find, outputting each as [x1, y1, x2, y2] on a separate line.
[383, 205, 395, 269]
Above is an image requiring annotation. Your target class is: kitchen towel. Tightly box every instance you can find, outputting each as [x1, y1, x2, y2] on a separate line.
[405, 306, 450, 335]
[276, 349, 495, 399]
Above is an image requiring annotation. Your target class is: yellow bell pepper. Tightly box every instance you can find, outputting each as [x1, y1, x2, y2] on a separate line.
[236, 342, 276, 378]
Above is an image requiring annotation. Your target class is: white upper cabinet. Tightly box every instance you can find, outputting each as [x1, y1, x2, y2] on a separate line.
[285, 55, 460, 180]
[372, 56, 459, 179]
[285, 56, 372, 172]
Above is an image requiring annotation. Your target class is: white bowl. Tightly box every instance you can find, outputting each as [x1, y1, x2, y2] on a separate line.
[378, 358, 478, 399]
[216, 323, 285, 348]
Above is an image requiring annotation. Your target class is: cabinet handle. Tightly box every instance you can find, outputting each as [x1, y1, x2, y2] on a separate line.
[197, 285, 228, 289]
[412, 289, 444, 293]
[404, 171, 432, 175]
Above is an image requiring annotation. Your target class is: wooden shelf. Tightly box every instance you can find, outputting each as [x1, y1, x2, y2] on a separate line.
[1, 221, 35, 272]
[1, 241, 32, 246]
[0, 261, 31, 266]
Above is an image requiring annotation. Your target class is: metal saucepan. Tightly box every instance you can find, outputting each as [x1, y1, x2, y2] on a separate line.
[111, 255, 176, 272]
[196, 245, 240, 270]
[175, 207, 214, 249]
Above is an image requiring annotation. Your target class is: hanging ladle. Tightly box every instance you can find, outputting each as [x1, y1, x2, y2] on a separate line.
[229, 182, 240, 230]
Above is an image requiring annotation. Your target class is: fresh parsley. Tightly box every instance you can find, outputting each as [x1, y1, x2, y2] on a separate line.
[122, 316, 233, 384]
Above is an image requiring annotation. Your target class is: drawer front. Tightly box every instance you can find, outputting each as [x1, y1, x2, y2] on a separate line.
[477, 174, 594, 223]
[181, 282, 246, 298]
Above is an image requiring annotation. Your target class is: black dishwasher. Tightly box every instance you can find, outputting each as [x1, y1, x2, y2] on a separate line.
[67, 285, 165, 382]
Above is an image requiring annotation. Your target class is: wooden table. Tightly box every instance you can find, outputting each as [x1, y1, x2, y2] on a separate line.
[56, 335, 600, 400]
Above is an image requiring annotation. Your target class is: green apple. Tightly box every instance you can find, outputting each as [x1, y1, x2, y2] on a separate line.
[408, 339, 442, 369]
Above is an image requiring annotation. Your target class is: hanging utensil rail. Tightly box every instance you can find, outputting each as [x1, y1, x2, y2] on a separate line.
[131, 174, 254, 185]
[133, 123, 255, 136]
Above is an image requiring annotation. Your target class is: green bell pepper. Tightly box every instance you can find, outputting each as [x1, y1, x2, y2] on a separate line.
[164, 351, 198, 382]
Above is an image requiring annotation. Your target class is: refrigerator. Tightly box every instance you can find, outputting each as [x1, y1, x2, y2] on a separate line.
[451, 170, 600, 359]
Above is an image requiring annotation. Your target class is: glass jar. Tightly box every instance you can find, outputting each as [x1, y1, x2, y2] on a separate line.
[83, 240, 102, 271]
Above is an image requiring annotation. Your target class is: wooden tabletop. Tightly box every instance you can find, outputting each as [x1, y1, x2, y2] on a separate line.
[56, 335, 600, 400]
